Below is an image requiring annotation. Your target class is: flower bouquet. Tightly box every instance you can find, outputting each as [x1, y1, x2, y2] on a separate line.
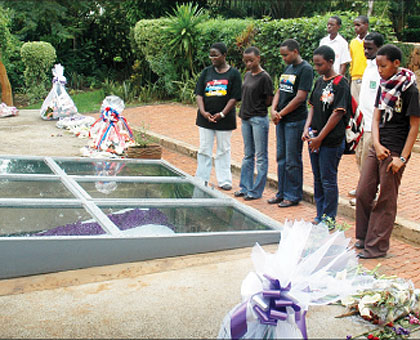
[88, 95, 134, 155]
[56, 114, 95, 138]
[40, 64, 78, 120]
[342, 278, 420, 325]
[340, 273, 420, 339]
[0, 102, 18, 118]
[218, 220, 370, 339]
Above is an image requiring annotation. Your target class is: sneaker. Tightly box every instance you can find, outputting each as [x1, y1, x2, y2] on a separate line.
[350, 198, 356, 206]
[219, 184, 232, 191]
[348, 189, 357, 197]
[234, 191, 245, 197]
[267, 196, 283, 204]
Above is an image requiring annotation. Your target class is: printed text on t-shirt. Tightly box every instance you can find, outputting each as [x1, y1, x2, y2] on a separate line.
[205, 79, 228, 97]
[279, 74, 296, 94]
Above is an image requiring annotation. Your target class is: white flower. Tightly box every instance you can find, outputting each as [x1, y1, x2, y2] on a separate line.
[360, 306, 371, 317]
[361, 293, 381, 305]
[341, 296, 355, 306]
[335, 269, 347, 280]
[397, 290, 410, 304]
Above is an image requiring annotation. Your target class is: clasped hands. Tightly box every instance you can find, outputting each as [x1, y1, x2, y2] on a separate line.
[203, 111, 223, 123]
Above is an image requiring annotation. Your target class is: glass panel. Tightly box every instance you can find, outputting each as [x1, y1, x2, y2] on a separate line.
[0, 179, 74, 199]
[79, 181, 211, 199]
[0, 207, 105, 237]
[57, 160, 179, 177]
[0, 158, 53, 174]
[100, 206, 271, 236]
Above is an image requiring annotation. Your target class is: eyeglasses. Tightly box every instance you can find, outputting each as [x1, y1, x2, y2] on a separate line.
[209, 54, 222, 59]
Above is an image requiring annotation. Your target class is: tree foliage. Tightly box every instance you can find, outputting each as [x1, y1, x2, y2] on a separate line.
[0, 0, 417, 99]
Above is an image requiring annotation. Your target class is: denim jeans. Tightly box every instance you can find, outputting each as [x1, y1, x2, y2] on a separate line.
[309, 140, 345, 221]
[195, 127, 232, 187]
[275, 119, 305, 202]
[239, 116, 269, 198]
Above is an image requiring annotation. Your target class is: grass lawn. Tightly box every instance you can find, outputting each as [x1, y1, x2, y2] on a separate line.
[23, 89, 105, 114]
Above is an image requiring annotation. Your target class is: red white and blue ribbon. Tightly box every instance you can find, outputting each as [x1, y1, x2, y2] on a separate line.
[90, 106, 133, 150]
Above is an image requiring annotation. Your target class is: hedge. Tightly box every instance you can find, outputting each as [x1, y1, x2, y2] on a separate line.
[132, 11, 395, 96]
[20, 41, 56, 102]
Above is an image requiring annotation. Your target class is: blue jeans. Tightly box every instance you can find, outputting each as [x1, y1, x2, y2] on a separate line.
[239, 116, 269, 198]
[309, 140, 345, 221]
[275, 119, 305, 202]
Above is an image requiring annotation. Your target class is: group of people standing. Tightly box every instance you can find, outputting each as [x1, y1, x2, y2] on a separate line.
[193, 15, 420, 259]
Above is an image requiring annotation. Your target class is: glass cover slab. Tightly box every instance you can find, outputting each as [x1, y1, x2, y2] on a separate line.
[0, 179, 74, 199]
[0, 158, 53, 174]
[100, 206, 271, 235]
[0, 207, 105, 237]
[79, 181, 211, 199]
[57, 160, 180, 177]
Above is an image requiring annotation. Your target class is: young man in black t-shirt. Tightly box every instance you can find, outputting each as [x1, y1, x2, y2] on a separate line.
[355, 45, 420, 259]
[268, 39, 313, 208]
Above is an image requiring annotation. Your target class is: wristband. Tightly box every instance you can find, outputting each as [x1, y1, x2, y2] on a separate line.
[400, 156, 407, 163]
[219, 112, 225, 118]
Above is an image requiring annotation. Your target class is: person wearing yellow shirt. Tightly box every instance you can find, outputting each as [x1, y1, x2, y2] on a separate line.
[349, 15, 369, 103]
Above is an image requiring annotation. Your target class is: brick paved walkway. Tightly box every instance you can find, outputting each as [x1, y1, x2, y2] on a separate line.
[122, 103, 420, 286]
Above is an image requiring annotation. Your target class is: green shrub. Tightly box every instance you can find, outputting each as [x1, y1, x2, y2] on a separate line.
[165, 3, 208, 74]
[20, 41, 56, 102]
[194, 18, 254, 70]
[132, 11, 395, 100]
[254, 12, 395, 81]
[133, 18, 178, 95]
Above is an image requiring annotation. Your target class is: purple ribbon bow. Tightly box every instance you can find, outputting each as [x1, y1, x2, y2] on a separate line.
[52, 77, 67, 85]
[230, 274, 308, 340]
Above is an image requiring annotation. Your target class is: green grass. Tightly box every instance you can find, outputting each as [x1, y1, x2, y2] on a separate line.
[23, 89, 105, 114]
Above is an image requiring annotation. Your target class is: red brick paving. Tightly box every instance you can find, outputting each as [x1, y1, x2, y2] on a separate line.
[123, 103, 420, 286]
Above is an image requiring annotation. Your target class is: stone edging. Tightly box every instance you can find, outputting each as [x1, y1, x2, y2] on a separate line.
[146, 129, 420, 247]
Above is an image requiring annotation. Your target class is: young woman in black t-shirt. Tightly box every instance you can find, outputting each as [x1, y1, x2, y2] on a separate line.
[194, 42, 242, 190]
[302, 45, 350, 225]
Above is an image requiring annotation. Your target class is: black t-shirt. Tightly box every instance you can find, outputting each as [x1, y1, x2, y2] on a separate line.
[195, 65, 242, 130]
[239, 70, 273, 120]
[375, 84, 420, 153]
[309, 76, 350, 147]
[276, 60, 314, 122]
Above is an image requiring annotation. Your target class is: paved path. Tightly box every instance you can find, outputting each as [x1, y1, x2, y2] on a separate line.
[0, 108, 419, 338]
[122, 103, 420, 286]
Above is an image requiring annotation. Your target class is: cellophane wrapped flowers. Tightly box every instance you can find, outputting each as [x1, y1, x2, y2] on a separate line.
[88, 95, 134, 155]
[218, 219, 373, 340]
[40, 64, 78, 120]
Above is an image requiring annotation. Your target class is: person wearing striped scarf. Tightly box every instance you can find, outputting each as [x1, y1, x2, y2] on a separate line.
[355, 44, 420, 259]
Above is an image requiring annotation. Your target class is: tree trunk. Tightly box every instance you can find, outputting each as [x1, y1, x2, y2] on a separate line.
[0, 58, 13, 106]
[367, 0, 374, 16]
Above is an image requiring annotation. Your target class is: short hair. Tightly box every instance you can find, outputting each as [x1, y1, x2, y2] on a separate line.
[365, 32, 384, 48]
[355, 15, 369, 24]
[377, 44, 403, 62]
[210, 42, 227, 55]
[313, 45, 335, 63]
[280, 39, 300, 53]
[330, 16, 342, 26]
[243, 46, 260, 56]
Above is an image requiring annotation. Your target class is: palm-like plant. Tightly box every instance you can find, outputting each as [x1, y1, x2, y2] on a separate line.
[165, 3, 208, 74]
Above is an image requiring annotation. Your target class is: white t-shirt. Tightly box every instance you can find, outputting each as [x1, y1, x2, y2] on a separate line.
[359, 58, 380, 132]
[319, 33, 352, 74]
